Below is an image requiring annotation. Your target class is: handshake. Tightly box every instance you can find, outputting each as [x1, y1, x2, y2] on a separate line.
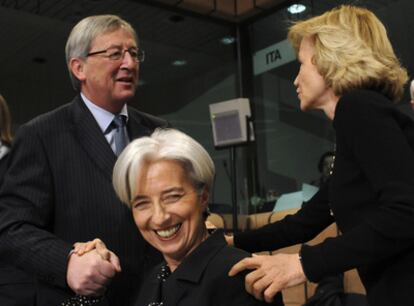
[66, 239, 119, 297]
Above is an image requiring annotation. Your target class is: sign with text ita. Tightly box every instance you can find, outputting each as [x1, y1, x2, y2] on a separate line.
[253, 39, 296, 75]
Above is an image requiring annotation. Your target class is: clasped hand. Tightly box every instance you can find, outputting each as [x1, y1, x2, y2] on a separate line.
[228, 253, 306, 303]
[66, 239, 121, 296]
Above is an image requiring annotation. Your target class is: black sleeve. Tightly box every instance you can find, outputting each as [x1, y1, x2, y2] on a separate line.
[301, 92, 414, 282]
[234, 182, 334, 253]
[0, 124, 72, 288]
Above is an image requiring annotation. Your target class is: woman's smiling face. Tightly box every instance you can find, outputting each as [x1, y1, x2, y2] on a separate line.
[131, 159, 208, 270]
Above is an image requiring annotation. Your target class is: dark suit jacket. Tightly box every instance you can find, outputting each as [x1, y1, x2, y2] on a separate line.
[0, 146, 36, 306]
[137, 230, 284, 306]
[0, 95, 168, 306]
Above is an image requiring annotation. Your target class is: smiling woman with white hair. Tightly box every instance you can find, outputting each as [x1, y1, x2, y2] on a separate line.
[112, 128, 214, 211]
[74, 128, 283, 306]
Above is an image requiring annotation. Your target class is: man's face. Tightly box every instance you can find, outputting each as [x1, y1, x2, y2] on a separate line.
[78, 28, 139, 112]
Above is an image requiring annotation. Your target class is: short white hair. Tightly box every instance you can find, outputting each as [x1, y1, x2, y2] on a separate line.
[113, 128, 215, 208]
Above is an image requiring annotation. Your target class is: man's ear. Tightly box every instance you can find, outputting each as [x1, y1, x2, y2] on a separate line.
[69, 58, 86, 82]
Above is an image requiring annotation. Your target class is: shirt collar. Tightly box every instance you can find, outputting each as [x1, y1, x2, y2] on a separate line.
[80, 92, 129, 133]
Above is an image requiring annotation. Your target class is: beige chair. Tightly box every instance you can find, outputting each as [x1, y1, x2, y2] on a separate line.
[220, 213, 249, 231]
[344, 269, 366, 294]
[268, 208, 300, 223]
[245, 211, 273, 231]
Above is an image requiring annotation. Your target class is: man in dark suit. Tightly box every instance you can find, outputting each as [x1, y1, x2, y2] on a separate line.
[0, 15, 167, 306]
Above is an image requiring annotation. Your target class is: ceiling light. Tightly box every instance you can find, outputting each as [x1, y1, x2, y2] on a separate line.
[287, 4, 306, 14]
[220, 36, 236, 45]
[172, 60, 187, 66]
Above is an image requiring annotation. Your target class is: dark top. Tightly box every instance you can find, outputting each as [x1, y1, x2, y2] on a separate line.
[0, 95, 168, 305]
[0, 144, 34, 286]
[234, 89, 414, 306]
[137, 229, 284, 306]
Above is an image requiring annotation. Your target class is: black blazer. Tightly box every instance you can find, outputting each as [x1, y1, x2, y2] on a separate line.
[0, 95, 168, 306]
[235, 89, 414, 306]
[0, 146, 36, 306]
[137, 230, 284, 306]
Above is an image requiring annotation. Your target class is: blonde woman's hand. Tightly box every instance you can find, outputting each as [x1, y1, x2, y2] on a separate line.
[228, 253, 306, 303]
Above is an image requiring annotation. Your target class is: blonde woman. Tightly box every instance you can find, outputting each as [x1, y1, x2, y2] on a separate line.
[229, 5, 413, 306]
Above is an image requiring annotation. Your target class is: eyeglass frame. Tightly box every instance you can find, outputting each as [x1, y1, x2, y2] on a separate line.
[86, 47, 145, 63]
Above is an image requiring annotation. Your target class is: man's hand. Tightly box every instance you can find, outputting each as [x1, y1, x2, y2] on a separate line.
[228, 253, 307, 303]
[67, 247, 121, 296]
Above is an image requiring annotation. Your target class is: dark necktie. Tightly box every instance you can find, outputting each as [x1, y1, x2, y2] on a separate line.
[112, 114, 128, 156]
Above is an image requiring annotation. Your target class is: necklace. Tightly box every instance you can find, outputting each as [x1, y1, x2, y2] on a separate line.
[328, 144, 336, 176]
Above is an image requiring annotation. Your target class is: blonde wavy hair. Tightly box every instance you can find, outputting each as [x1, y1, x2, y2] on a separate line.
[288, 5, 408, 101]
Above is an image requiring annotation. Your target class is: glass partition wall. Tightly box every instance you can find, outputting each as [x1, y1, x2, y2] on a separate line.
[246, 2, 335, 216]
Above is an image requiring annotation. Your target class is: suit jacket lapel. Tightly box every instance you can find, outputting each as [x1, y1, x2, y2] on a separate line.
[165, 231, 226, 305]
[71, 95, 116, 180]
[164, 281, 188, 306]
[142, 276, 163, 305]
[127, 107, 154, 140]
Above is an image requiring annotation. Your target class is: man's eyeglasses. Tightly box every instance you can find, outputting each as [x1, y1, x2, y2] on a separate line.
[87, 47, 145, 62]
